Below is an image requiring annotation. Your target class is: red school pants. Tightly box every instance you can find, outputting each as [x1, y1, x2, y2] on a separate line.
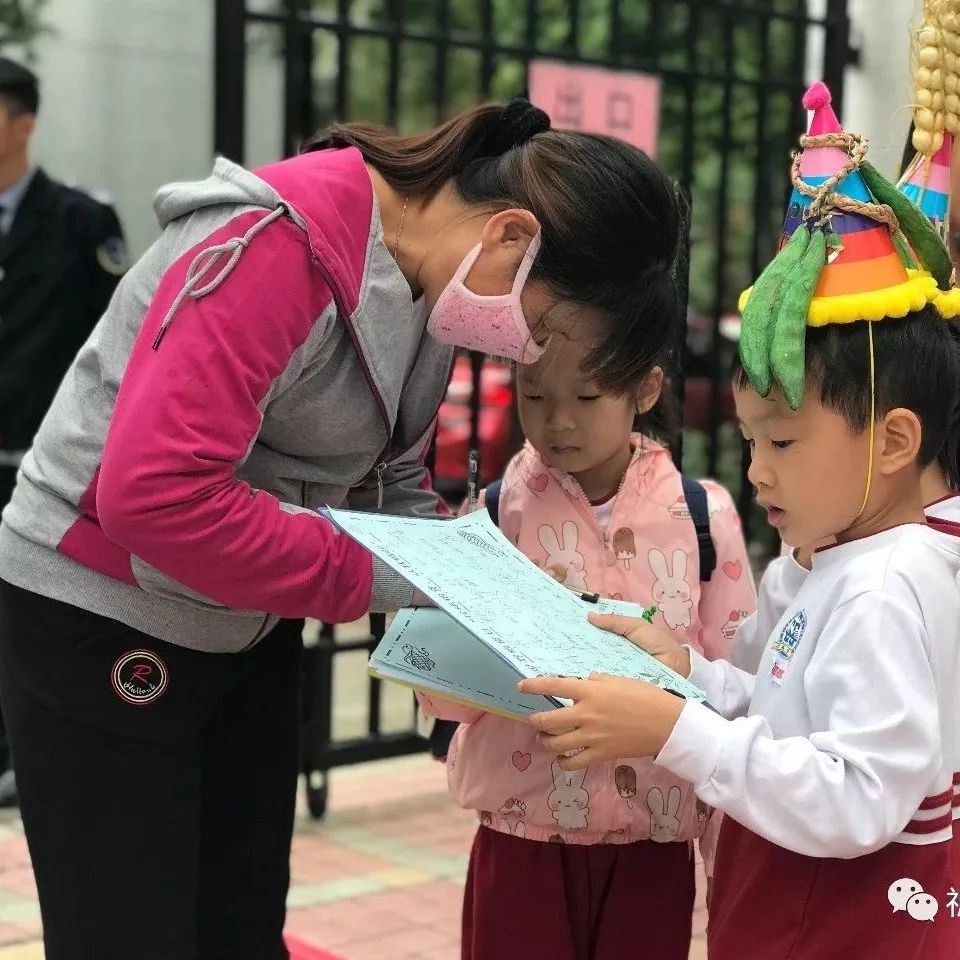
[709, 817, 959, 960]
[461, 826, 695, 960]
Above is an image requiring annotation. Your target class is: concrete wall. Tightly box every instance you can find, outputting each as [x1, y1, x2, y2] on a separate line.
[22, 0, 214, 257]
[843, 0, 922, 177]
[808, 0, 921, 177]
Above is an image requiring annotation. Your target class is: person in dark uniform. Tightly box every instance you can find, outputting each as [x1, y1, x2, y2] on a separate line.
[0, 57, 127, 806]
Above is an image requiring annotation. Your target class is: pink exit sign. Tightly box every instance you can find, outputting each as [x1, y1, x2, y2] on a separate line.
[528, 60, 661, 157]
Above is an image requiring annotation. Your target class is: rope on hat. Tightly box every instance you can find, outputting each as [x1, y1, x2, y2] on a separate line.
[790, 132, 899, 232]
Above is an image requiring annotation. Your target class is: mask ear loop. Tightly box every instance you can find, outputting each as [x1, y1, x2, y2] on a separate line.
[854, 319, 877, 521]
[513, 230, 547, 364]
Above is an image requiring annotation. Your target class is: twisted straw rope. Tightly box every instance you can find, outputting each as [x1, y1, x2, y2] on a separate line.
[790, 131, 899, 232]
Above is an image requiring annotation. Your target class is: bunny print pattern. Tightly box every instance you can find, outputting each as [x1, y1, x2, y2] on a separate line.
[497, 798, 528, 837]
[648, 786, 683, 842]
[422, 437, 758, 850]
[648, 548, 692, 629]
[548, 760, 590, 830]
[538, 521, 589, 592]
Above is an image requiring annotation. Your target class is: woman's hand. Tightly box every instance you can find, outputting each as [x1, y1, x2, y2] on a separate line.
[518, 674, 685, 769]
[589, 613, 692, 678]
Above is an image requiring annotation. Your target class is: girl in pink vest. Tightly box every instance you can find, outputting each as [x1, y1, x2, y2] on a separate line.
[419, 337, 756, 960]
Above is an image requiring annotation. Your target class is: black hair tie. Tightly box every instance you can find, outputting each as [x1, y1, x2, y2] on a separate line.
[493, 98, 551, 154]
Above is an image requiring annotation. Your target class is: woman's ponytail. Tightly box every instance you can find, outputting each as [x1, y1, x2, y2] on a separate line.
[302, 99, 550, 197]
[306, 98, 682, 396]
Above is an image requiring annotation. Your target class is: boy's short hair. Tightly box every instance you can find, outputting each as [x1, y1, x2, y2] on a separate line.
[0, 57, 39, 117]
[735, 305, 960, 473]
[935, 322, 960, 488]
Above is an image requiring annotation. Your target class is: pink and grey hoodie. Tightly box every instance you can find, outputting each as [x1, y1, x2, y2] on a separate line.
[419, 439, 757, 863]
[0, 148, 453, 651]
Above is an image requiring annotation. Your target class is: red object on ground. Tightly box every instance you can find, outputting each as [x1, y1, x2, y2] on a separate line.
[284, 933, 345, 960]
[433, 355, 514, 488]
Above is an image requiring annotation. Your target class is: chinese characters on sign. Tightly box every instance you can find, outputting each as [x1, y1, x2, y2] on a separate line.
[528, 60, 661, 157]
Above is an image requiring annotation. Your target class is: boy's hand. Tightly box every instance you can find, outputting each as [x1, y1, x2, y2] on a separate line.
[589, 613, 692, 678]
[518, 674, 685, 770]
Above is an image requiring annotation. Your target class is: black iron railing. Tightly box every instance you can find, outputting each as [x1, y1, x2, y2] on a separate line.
[214, 0, 855, 816]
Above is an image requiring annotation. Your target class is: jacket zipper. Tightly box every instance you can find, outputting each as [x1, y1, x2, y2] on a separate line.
[375, 462, 385, 509]
[309, 256, 393, 448]
[246, 247, 400, 643]
[542, 447, 639, 562]
[309, 252, 453, 511]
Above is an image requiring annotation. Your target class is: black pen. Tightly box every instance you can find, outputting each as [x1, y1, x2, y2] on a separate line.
[467, 447, 480, 511]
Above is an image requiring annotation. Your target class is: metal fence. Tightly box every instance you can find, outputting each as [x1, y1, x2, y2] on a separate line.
[213, 0, 855, 816]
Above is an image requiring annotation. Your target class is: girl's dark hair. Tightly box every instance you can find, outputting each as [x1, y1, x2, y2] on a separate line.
[303, 99, 682, 396]
[634, 382, 681, 447]
[734, 306, 960, 478]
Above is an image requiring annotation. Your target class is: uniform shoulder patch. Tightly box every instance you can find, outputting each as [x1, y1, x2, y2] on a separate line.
[96, 236, 129, 276]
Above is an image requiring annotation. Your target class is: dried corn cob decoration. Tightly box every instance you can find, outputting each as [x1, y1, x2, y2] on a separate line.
[901, 0, 960, 316]
[913, 0, 960, 154]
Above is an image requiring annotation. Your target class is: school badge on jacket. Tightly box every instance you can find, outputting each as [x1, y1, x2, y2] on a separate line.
[770, 610, 807, 686]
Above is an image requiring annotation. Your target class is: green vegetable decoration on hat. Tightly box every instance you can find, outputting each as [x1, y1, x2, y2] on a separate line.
[738, 81, 950, 409]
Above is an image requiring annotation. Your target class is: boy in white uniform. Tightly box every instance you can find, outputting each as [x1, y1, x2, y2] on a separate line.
[924, 434, 960, 522]
[522, 84, 960, 960]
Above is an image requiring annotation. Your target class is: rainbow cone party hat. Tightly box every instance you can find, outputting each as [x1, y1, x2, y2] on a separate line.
[899, 132, 952, 229]
[738, 81, 950, 409]
[898, 133, 960, 318]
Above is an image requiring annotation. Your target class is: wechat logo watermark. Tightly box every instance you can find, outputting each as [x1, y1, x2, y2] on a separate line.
[888, 878, 939, 922]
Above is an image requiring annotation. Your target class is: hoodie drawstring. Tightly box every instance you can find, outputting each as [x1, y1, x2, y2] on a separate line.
[152, 204, 289, 350]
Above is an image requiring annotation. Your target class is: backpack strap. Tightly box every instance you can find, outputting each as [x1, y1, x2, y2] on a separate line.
[681, 474, 717, 582]
[484, 478, 503, 527]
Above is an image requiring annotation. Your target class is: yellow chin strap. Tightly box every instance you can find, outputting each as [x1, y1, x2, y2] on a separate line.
[854, 319, 876, 521]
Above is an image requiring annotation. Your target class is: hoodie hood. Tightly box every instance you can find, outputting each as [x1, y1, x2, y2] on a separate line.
[148, 150, 382, 350]
[153, 156, 286, 228]
[153, 149, 379, 320]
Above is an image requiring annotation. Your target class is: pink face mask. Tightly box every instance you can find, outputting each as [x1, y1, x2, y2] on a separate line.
[426, 231, 545, 363]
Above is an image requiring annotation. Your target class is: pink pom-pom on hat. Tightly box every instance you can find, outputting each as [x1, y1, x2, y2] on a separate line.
[797, 81, 847, 178]
[802, 81, 841, 136]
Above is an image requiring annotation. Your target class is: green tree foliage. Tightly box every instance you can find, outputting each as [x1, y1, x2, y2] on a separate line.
[291, 0, 810, 316]
[0, 0, 52, 58]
